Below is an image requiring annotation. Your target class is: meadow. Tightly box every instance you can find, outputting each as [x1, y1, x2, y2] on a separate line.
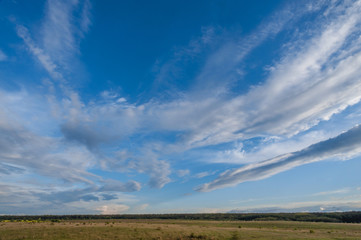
[1, 219, 361, 240]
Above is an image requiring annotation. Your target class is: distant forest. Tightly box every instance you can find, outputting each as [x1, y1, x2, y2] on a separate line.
[2, 212, 361, 223]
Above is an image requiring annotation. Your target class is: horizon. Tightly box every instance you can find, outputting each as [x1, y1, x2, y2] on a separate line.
[1, 0, 361, 215]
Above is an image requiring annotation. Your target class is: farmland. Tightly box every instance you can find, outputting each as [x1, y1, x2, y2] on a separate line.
[1, 219, 361, 240]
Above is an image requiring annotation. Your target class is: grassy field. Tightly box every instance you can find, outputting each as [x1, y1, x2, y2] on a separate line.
[1, 219, 361, 239]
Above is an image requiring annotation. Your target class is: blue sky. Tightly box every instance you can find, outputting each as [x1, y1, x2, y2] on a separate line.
[1, 0, 361, 215]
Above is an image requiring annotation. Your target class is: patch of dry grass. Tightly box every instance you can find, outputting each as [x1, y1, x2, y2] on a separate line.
[1, 219, 361, 239]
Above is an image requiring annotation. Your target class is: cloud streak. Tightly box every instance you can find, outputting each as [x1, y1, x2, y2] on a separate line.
[0, 49, 7, 61]
[3, 0, 361, 213]
[16, 0, 91, 81]
[42, 0, 91, 66]
[16, 25, 63, 80]
[13, 0, 361, 190]
[125, 0, 361, 153]
[198, 124, 361, 192]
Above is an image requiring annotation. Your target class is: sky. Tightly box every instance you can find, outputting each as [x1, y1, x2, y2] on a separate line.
[1, 0, 361, 215]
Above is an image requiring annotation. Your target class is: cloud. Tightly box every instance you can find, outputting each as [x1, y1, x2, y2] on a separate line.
[177, 169, 190, 177]
[0, 181, 138, 214]
[138, 203, 149, 211]
[16, 25, 63, 80]
[150, 26, 218, 99]
[0, 90, 129, 187]
[79, 0, 92, 33]
[0, 91, 143, 213]
[126, 155, 172, 189]
[96, 204, 130, 214]
[152, 0, 361, 149]
[197, 124, 361, 192]
[151, 0, 305, 98]
[99, 179, 141, 192]
[5, 0, 361, 214]
[42, 0, 78, 56]
[194, 171, 217, 179]
[188, 1, 328, 97]
[0, 184, 55, 215]
[38, 180, 141, 204]
[208, 129, 343, 165]
[0, 49, 7, 61]
[0, 85, 171, 191]
[238, 1, 361, 137]
[12, 0, 361, 191]
[59, 92, 141, 150]
[312, 188, 352, 197]
[15, 0, 91, 80]
[0, 163, 24, 175]
[60, 122, 110, 150]
[229, 202, 361, 213]
[0, 110, 97, 183]
[229, 188, 361, 213]
[42, 0, 91, 65]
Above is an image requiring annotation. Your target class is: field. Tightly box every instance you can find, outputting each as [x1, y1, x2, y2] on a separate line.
[1, 219, 361, 240]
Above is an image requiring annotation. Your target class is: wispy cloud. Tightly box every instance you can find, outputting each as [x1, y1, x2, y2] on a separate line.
[312, 188, 352, 197]
[15, 0, 91, 81]
[0, 182, 137, 214]
[38, 180, 141, 204]
[194, 171, 217, 179]
[96, 204, 129, 214]
[16, 25, 63, 80]
[229, 189, 361, 213]
[239, 1, 361, 136]
[0, 163, 24, 175]
[229, 201, 361, 213]
[149, 0, 361, 149]
[177, 169, 190, 177]
[42, 0, 91, 65]
[197, 124, 361, 192]
[105, 149, 172, 189]
[79, 0, 92, 34]
[0, 49, 8, 61]
[4, 0, 361, 213]
[0, 89, 141, 214]
[13, 0, 361, 189]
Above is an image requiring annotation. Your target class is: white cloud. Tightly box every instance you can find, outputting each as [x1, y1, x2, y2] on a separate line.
[240, 2, 361, 136]
[14, 0, 361, 191]
[312, 188, 352, 197]
[210, 130, 340, 165]
[229, 187, 361, 213]
[0, 92, 96, 183]
[197, 124, 361, 192]
[143, 0, 361, 150]
[177, 169, 190, 177]
[79, 0, 92, 34]
[7, 0, 361, 202]
[42, 0, 91, 65]
[16, 0, 91, 81]
[137, 203, 149, 211]
[16, 25, 63, 80]
[96, 204, 130, 214]
[0, 89, 143, 215]
[128, 156, 172, 189]
[194, 171, 217, 179]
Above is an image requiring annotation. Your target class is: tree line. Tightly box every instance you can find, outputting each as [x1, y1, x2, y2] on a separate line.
[2, 212, 361, 223]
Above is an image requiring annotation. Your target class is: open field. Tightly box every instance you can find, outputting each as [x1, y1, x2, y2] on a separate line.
[1, 219, 361, 240]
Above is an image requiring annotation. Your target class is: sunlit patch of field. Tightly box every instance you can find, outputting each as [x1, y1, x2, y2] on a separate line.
[1, 219, 361, 239]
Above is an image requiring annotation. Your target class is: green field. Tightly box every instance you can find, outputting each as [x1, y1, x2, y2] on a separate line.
[1, 219, 361, 240]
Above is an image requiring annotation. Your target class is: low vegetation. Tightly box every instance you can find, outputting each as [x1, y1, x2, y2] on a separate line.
[1, 218, 361, 240]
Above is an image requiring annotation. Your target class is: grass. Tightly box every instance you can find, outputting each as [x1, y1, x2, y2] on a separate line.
[1, 219, 361, 239]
